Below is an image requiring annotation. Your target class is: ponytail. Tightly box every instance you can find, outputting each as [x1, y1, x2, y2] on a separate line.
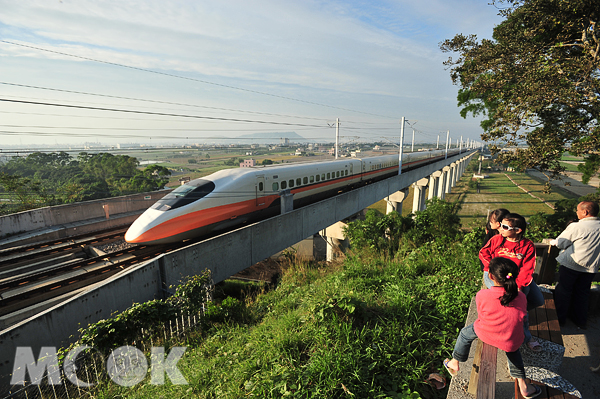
[488, 257, 520, 306]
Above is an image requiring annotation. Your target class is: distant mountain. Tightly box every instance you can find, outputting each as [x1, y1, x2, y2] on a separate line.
[236, 132, 307, 141]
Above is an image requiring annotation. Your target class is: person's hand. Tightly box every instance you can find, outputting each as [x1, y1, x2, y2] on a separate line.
[549, 239, 558, 246]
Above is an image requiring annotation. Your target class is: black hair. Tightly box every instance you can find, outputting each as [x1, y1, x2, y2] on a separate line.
[488, 257, 520, 307]
[502, 213, 527, 239]
[489, 208, 510, 224]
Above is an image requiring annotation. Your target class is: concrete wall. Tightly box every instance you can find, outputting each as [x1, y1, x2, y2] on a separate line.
[0, 191, 171, 248]
[0, 151, 476, 392]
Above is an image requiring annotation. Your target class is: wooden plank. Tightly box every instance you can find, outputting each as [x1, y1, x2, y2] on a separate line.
[543, 293, 564, 346]
[528, 304, 539, 337]
[468, 340, 484, 396]
[476, 342, 498, 399]
[534, 303, 552, 342]
[547, 384, 569, 398]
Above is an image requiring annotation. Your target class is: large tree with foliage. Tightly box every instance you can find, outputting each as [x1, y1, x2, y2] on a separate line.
[441, 0, 600, 178]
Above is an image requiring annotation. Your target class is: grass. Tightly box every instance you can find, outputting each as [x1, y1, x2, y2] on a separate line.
[91, 239, 483, 399]
[559, 162, 581, 172]
[445, 169, 577, 229]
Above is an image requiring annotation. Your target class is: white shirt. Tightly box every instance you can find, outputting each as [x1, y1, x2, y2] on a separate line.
[555, 217, 600, 273]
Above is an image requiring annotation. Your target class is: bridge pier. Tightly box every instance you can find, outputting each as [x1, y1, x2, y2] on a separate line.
[438, 166, 450, 199]
[320, 221, 349, 262]
[385, 189, 408, 215]
[428, 171, 442, 200]
[412, 178, 428, 213]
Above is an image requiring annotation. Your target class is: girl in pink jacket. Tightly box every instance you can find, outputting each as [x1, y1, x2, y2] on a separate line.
[444, 257, 542, 399]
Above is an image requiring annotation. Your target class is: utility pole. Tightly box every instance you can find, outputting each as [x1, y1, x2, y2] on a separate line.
[437, 134, 440, 149]
[445, 130, 450, 159]
[411, 129, 415, 152]
[459, 135, 463, 153]
[399, 117, 405, 175]
[335, 118, 339, 159]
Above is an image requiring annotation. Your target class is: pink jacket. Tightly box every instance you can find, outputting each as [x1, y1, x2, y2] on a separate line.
[474, 286, 527, 352]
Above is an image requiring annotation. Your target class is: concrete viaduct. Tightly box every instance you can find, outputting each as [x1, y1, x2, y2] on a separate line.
[0, 149, 476, 391]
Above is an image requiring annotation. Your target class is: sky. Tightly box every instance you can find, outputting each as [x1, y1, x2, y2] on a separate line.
[0, 0, 503, 149]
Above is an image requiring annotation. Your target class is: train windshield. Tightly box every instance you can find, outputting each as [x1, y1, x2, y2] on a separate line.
[150, 180, 216, 211]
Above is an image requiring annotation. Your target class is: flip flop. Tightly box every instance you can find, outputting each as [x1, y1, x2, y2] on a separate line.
[527, 340, 542, 352]
[443, 358, 457, 377]
[523, 384, 542, 399]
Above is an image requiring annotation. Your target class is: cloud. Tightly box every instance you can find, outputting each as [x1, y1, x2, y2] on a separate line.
[0, 0, 499, 145]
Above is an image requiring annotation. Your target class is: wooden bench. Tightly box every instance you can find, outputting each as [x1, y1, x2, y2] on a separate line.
[469, 292, 565, 399]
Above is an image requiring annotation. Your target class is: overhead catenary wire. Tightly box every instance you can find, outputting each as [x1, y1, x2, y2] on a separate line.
[1, 40, 396, 119]
[0, 98, 326, 128]
[0, 82, 333, 122]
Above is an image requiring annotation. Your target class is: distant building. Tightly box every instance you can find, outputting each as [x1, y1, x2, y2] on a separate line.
[328, 148, 335, 156]
[373, 145, 381, 151]
[179, 176, 191, 185]
[280, 138, 289, 146]
[240, 159, 256, 168]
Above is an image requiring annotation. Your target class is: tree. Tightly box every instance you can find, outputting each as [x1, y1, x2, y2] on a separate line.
[441, 0, 600, 178]
[261, 159, 274, 165]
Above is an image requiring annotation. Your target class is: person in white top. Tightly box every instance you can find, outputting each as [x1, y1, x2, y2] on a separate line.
[550, 201, 600, 329]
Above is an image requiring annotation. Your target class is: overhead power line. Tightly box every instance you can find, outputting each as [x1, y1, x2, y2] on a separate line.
[1, 40, 395, 119]
[0, 98, 325, 128]
[0, 82, 331, 122]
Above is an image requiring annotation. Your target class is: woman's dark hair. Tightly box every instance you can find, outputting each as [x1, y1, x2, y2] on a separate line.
[502, 213, 527, 238]
[488, 257, 520, 306]
[489, 208, 510, 224]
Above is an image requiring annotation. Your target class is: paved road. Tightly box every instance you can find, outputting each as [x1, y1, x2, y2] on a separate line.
[526, 169, 599, 197]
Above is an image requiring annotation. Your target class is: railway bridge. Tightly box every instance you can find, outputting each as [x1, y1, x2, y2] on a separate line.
[0, 149, 477, 391]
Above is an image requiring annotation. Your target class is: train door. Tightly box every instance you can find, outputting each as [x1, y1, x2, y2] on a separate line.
[256, 175, 266, 206]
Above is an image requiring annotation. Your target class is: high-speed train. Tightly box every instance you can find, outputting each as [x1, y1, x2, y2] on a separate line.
[125, 149, 461, 244]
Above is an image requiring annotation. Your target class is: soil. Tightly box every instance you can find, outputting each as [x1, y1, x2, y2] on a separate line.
[232, 257, 283, 283]
[559, 313, 600, 398]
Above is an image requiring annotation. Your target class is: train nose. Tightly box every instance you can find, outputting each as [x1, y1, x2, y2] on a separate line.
[124, 227, 142, 243]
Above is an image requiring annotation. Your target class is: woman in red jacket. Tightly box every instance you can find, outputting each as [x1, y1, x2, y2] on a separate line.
[479, 213, 545, 352]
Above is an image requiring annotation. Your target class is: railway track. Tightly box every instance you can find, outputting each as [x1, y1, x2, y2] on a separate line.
[0, 229, 185, 323]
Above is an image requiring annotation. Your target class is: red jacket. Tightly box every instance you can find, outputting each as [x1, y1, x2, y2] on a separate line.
[479, 234, 536, 289]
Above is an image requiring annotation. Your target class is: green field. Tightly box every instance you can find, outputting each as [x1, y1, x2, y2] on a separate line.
[368, 167, 581, 230]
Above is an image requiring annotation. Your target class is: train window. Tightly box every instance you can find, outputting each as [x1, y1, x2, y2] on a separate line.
[296, 178, 301, 186]
[321, 173, 325, 180]
[258, 182, 264, 191]
[310, 176, 314, 183]
[345, 170, 348, 176]
[272, 182, 279, 191]
[316, 175, 320, 182]
[281, 181, 287, 189]
[326, 173, 330, 179]
[289, 179, 294, 188]
[336, 171, 340, 178]
[151, 179, 215, 211]
[303, 177, 308, 184]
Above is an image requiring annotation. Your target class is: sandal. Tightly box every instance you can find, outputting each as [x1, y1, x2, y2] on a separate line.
[443, 358, 457, 377]
[527, 340, 542, 352]
[523, 384, 542, 399]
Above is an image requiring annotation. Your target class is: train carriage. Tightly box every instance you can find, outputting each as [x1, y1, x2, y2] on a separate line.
[125, 149, 459, 244]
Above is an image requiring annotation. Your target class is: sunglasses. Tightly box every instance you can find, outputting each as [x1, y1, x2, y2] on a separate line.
[501, 224, 516, 231]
